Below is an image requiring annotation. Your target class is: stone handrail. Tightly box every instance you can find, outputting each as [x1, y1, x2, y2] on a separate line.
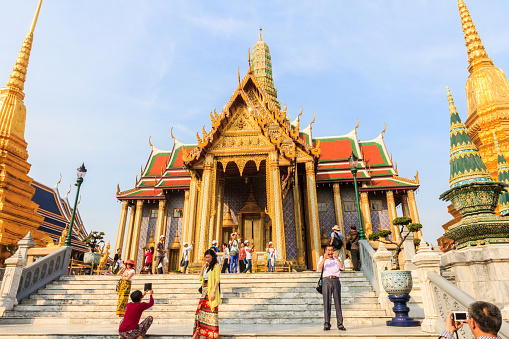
[16, 246, 72, 301]
[429, 271, 509, 339]
[359, 239, 380, 294]
[0, 268, 4, 282]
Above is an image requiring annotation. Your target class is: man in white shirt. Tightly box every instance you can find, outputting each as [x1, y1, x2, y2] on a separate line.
[242, 240, 253, 273]
[181, 242, 193, 274]
[318, 245, 345, 331]
[221, 243, 230, 273]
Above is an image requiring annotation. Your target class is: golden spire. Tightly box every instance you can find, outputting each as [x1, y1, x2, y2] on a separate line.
[6, 0, 43, 93]
[258, 27, 264, 41]
[458, 0, 492, 70]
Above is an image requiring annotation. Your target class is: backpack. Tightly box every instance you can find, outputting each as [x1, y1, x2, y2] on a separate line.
[332, 232, 343, 250]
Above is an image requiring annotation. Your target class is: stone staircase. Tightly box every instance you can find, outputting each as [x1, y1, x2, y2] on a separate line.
[0, 272, 393, 326]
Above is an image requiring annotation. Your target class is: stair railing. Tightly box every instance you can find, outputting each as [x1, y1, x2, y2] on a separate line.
[428, 271, 509, 339]
[17, 245, 72, 301]
[359, 239, 379, 294]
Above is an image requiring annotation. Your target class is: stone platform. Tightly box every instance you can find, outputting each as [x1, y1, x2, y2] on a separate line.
[0, 323, 437, 338]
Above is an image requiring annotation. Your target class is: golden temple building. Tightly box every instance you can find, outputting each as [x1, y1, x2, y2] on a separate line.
[440, 0, 509, 247]
[116, 32, 421, 271]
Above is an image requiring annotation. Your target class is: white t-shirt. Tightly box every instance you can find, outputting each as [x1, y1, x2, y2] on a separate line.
[122, 268, 135, 281]
[183, 245, 193, 261]
[245, 247, 253, 260]
[223, 247, 230, 260]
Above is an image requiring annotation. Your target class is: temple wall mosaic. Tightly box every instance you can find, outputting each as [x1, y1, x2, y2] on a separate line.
[166, 191, 185, 246]
[317, 186, 336, 237]
[368, 191, 391, 234]
[135, 203, 156, 270]
[283, 190, 297, 259]
[341, 186, 359, 236]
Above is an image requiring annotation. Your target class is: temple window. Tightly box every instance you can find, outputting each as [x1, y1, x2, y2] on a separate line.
[317, 202, 327, 213]
[370, 200, 382, 211]
[344, 201, 357, 212]
[173, 208, 183, 218]
[150, 209, 158, 218]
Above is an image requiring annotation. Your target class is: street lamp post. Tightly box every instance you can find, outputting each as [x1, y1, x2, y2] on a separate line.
[348, 152, 366, 240]
[64, 163, 87, 247]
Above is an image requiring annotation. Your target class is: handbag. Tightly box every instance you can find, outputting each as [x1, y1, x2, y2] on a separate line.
[179, 254, 185, 267]
[316, 268, 324, 294]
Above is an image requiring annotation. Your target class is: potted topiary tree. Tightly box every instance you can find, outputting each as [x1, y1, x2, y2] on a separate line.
[368, 216, 422, 326]
[83, 230, 105, 265]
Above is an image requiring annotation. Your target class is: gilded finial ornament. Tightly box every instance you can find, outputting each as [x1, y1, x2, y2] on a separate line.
[117, 184, 120, 194]
[382, 121, 386, 135]
[77, 195, 81, 205]
[148, 136, 153, 147]
[259, 27, 263, 41]
[458, 0, 491, 68]
[414, 171, 419, 184]
[248, 48, 252, 73]
[65, 185, 72, 197]
[238, 67, 241, 85]
[170, 127, 175, 142]
[354, 118, 360, 133]
[56, 173, 62, 187]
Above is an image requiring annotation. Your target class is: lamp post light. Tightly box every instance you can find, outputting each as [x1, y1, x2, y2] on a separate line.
[348, 152, 366, 240]
[64, 163, 87, 247]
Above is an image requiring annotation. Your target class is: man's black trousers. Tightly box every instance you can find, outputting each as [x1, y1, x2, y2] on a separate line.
[322, 277, 344, 327]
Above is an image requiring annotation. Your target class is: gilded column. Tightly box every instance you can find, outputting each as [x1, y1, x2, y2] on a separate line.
[207, 160, 218, 248]
[194, 154, 214, 262]
[181, 190, 190, 246]
[130, 200, 144, 262]
[187, 174, 199, 262]
[115, 201, 129, 254]
[407, 190, 422, 238]
[304, 161, 321, 270]
[268, 152, 286, 260]
[124, 204, 136, 260]
[332, 183, 344, 235]
[385, 191, 401, 242]
[214, 175, 225, 246]
[360, 192, 372, 236]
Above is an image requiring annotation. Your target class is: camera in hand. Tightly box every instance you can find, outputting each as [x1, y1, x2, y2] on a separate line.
[452, 310, 468, 322]
[144, 283, 152, 292]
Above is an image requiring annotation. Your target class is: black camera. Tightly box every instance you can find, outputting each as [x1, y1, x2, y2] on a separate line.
[144, 283, 152, 292]
[452, 311, 468, 322]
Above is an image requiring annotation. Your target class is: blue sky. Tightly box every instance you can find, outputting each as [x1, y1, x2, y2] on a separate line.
[1, 1, 508, 248]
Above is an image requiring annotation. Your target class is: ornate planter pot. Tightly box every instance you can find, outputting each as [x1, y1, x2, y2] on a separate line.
[83, 252, 101, 265]
[381, 270, 413, 295]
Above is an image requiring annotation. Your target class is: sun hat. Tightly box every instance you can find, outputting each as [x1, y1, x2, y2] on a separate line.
[269, 241, 273, 245]
[125, 259, 135, 267]
[332, 225, 341, 231]
[244, 240, 250, 244]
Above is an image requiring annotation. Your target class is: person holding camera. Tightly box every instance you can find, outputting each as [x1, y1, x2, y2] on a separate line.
[318, 245, 346, 331]
[192, 249, 221, 339]
[118, 288, 154, 339]
[439, 301, 502, 339]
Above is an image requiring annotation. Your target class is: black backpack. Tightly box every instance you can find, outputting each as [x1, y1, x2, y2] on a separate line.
[332, 232, 343, 250]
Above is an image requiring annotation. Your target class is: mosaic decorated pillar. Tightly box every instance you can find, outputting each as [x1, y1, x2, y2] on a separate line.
[385, 191, 401, 241]
[332, 183, 344, 235]
[152, 199, 167, 273]
[115, 200, 129, 253]
[129, 200, 144, 261]
[214, 175, 225, 246]
[206, 160, 218, 249]
[360, 192, 372, 236]
[194, 154, 214, 263]
[268, 151, 286, 259]
[181, 190, 190, 246]
[124, 204, 136, 260]
[186, 174, 199, 262]
[304, 161, 321, 270]
[293, 169, 305, 265]
[407, 190, 422, 238]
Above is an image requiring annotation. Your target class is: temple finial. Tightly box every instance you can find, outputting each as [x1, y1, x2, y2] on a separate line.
[30, 0, 43, 33]
[6, 0, 43, 92]
[258, 27, 263, 41]
[447, 86, 458, 115]
[458, 0, 491, 68]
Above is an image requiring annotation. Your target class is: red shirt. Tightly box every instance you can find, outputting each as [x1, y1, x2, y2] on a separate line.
[119, 295, 154, 332]
[239, 247, 246, 260]
[145, 251, 153, 264]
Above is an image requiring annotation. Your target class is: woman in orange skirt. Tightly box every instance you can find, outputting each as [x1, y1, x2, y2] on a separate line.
[192, 249, 221, 339]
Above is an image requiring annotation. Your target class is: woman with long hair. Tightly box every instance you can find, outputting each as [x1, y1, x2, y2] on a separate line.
[192, 249, 221, 339]
[117, 259, 135, 316]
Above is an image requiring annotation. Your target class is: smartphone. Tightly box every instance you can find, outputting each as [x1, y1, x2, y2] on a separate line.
[452, 311, 468, 322]
[144, 283, 152, 292]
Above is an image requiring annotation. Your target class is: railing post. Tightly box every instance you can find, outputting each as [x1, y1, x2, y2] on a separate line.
[373, 241, 393, 315]
[401, 226, 416, 271]
[412, 241, 441, 333]
[0, 232, 35, 315]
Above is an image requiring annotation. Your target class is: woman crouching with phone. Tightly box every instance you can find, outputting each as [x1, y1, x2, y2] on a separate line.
[192, 249, 221, 339]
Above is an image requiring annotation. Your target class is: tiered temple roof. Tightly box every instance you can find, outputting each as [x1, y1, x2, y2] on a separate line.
[31, 180, 89, 252]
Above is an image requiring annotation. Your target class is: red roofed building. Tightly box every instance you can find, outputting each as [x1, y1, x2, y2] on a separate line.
[116, 34, 420, 271]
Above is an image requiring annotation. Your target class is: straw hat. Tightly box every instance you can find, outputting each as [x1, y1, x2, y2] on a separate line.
[332, 225, 341, 231]
[125, 259, 135, 267]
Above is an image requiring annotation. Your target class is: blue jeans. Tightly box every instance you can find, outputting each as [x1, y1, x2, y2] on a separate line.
[268, 259, 275, 272]
[243, 259, 252, 273]
[229, 254, 238, 273]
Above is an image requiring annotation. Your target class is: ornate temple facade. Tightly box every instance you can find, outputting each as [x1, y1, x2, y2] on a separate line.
[440, 0, 509, 246]
[116, 34, 420, 270]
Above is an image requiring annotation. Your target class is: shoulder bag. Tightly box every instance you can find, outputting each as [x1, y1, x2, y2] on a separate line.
[316, 267, 324, 294]
[346, 233, 359, 251]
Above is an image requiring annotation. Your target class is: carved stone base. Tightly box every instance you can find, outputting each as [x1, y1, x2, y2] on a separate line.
[386, 295, 421, 327]
[441, 245, 509, 321]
